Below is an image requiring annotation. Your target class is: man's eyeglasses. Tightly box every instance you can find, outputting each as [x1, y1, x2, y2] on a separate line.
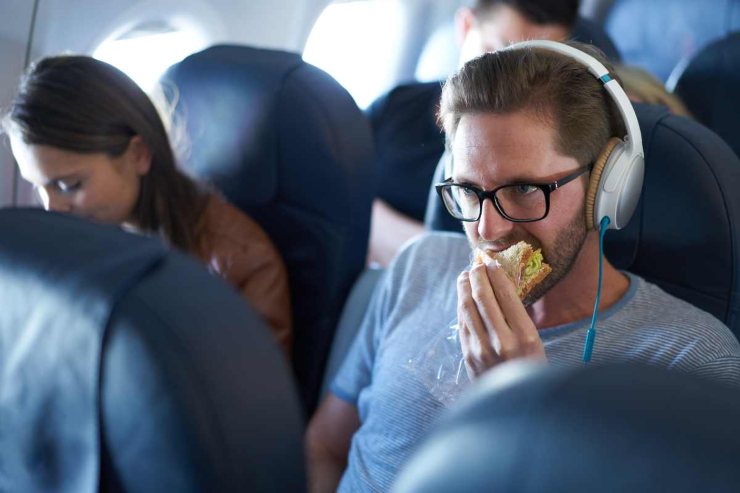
[435, 165, 592, 222]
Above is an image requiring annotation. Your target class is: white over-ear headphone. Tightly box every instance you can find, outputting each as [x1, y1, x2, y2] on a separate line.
[489, 40, 645, 231]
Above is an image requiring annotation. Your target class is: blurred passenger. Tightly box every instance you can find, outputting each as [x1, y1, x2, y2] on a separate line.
[367, 0, 581, 267]
[307, 42, 740, 493]
[615, 64, 693, 118]
[3, 55, 292, 356]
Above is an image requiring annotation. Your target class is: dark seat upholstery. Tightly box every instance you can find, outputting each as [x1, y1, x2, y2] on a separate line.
[162, 45, 375, 414]
[674, 32, 740, 158]
[604, 0, 740, 82]
[571, 16, 621, 62]
[366, 81, 445, 222]
[426, 104, 740, 336]
[393, 362, 740, 492]
[368, 18, 620, 224]
[0, 209, 305, 492]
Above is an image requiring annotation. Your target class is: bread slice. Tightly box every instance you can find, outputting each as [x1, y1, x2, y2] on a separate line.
[474, 241, 552, 300]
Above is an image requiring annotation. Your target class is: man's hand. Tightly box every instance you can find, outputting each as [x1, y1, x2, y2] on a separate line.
[456, 261, 546, 379]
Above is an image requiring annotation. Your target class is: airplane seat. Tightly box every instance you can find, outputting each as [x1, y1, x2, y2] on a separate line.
[570, 16, 621, 62]
[604, 0, 740, 82]
[393, 362, 740, 492]
[0, 209, 305, 492]
[673, 32, 740, 159]
[162, 45, 375, 415]
[425, 103, 740, 337]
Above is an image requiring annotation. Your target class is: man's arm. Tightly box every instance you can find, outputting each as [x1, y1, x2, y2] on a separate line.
[367, 199, 425, 267]
[305, 393, 361, 493]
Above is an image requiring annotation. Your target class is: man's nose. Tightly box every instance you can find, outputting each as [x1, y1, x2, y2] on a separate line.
[477, 198, 514, 241]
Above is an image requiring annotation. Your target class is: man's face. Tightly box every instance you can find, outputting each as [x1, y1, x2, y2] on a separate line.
[459, 4, 570, 63]
[452, 110, 589, 304]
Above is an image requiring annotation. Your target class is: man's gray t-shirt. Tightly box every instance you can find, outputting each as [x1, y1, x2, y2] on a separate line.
[331, 233, 740, 493]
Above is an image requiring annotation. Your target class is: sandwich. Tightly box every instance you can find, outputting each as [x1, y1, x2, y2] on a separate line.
[474, 241, 552, 300]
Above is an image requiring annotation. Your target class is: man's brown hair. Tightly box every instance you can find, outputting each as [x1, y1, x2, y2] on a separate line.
[438, 41, 626, 168]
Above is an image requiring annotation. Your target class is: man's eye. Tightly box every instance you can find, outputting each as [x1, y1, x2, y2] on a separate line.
[514, 184, 538, 195]
[56, 180, 81, 193]
[460, 186, 477, 196]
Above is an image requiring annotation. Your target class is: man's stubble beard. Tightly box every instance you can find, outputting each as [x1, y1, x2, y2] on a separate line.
[468, 204, 589, 306]
[521, 205, 589, 306]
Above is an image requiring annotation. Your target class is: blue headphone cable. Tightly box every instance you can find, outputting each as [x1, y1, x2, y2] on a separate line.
[583, 216, 611, 363]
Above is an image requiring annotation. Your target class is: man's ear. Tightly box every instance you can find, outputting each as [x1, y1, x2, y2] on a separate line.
[126, 135, 152, 176]
[455, 7, 477, 47]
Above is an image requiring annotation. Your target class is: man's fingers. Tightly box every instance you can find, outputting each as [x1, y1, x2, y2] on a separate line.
[469, 263, 517, 355]
[487, 266, 542, 354]
[457, 271, 498, 367]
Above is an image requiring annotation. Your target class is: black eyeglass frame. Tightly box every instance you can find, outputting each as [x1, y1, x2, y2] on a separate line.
[435, 164, 593, 222]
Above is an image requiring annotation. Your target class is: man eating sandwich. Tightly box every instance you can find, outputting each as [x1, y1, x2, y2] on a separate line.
[306, 42, 740, 493]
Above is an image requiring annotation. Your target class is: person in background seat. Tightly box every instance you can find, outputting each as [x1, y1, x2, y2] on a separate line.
[367, 0, 581, 267]
[3, 55, 292, 357]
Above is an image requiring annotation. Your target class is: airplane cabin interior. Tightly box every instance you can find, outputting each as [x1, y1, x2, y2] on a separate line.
[1, 0, 740, 491]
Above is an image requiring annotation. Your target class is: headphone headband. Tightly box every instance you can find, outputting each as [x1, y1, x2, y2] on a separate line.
[505, 40, 643, 157]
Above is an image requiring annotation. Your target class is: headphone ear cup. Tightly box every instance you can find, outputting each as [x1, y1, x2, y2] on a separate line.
[585, 137, 622, 229]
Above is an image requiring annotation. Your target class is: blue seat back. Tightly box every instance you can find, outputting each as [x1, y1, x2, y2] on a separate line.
[604, 0, 740, 81]
[162, 45, 375, 414]
[571, 16, 621, 61]
[674, 32, 740, 158]
[394, 362, 740, 492]
[0, 209, 305, 492]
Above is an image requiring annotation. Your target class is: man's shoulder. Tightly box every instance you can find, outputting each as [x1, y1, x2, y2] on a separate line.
[366, 81, 443, 127]
[627, 274, 740, 359]
[394, 232, 470, 267]
[632, 276, 729, 328]
[382, 232, 470, 289]
[372, 81, 443, 110]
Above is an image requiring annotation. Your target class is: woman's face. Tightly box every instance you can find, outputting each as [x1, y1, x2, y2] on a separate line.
[10, 134, 151, 225]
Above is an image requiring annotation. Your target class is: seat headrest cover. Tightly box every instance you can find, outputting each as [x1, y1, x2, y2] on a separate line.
[603, 104, 740, 335]
[674, 32, 740, 158]
[0, 209, 166, 492]
[571, 17, 621, 62]
[394, 362, 740, 493]
[163, 45, 303, 204]
[163, 44, 376, 414]
[605, 0, 740, 81]
[0, 209, 306, 491]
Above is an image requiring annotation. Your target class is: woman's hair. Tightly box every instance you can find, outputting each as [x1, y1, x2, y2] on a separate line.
[3, 55, 207, 251]
[615, 64, 693, 118]
[439, 41, 625, 168]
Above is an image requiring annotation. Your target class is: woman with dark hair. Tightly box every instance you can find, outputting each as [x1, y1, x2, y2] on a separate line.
[3, 55, 292, 356]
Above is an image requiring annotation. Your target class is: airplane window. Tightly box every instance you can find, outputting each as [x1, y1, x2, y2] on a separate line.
[415, 22, 458, 82]
[303, 1, 406, 109]
[93, 25, 207, 92]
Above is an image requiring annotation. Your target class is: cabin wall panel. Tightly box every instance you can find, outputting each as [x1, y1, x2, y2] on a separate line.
[28, 0, 323, 57]
[0, 0, 35, 207]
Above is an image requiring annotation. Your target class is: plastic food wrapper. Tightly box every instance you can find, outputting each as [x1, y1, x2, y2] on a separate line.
[406, 318, 471, 406]
[405, 250, 496, 406]
[406, 248, 524, 405]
